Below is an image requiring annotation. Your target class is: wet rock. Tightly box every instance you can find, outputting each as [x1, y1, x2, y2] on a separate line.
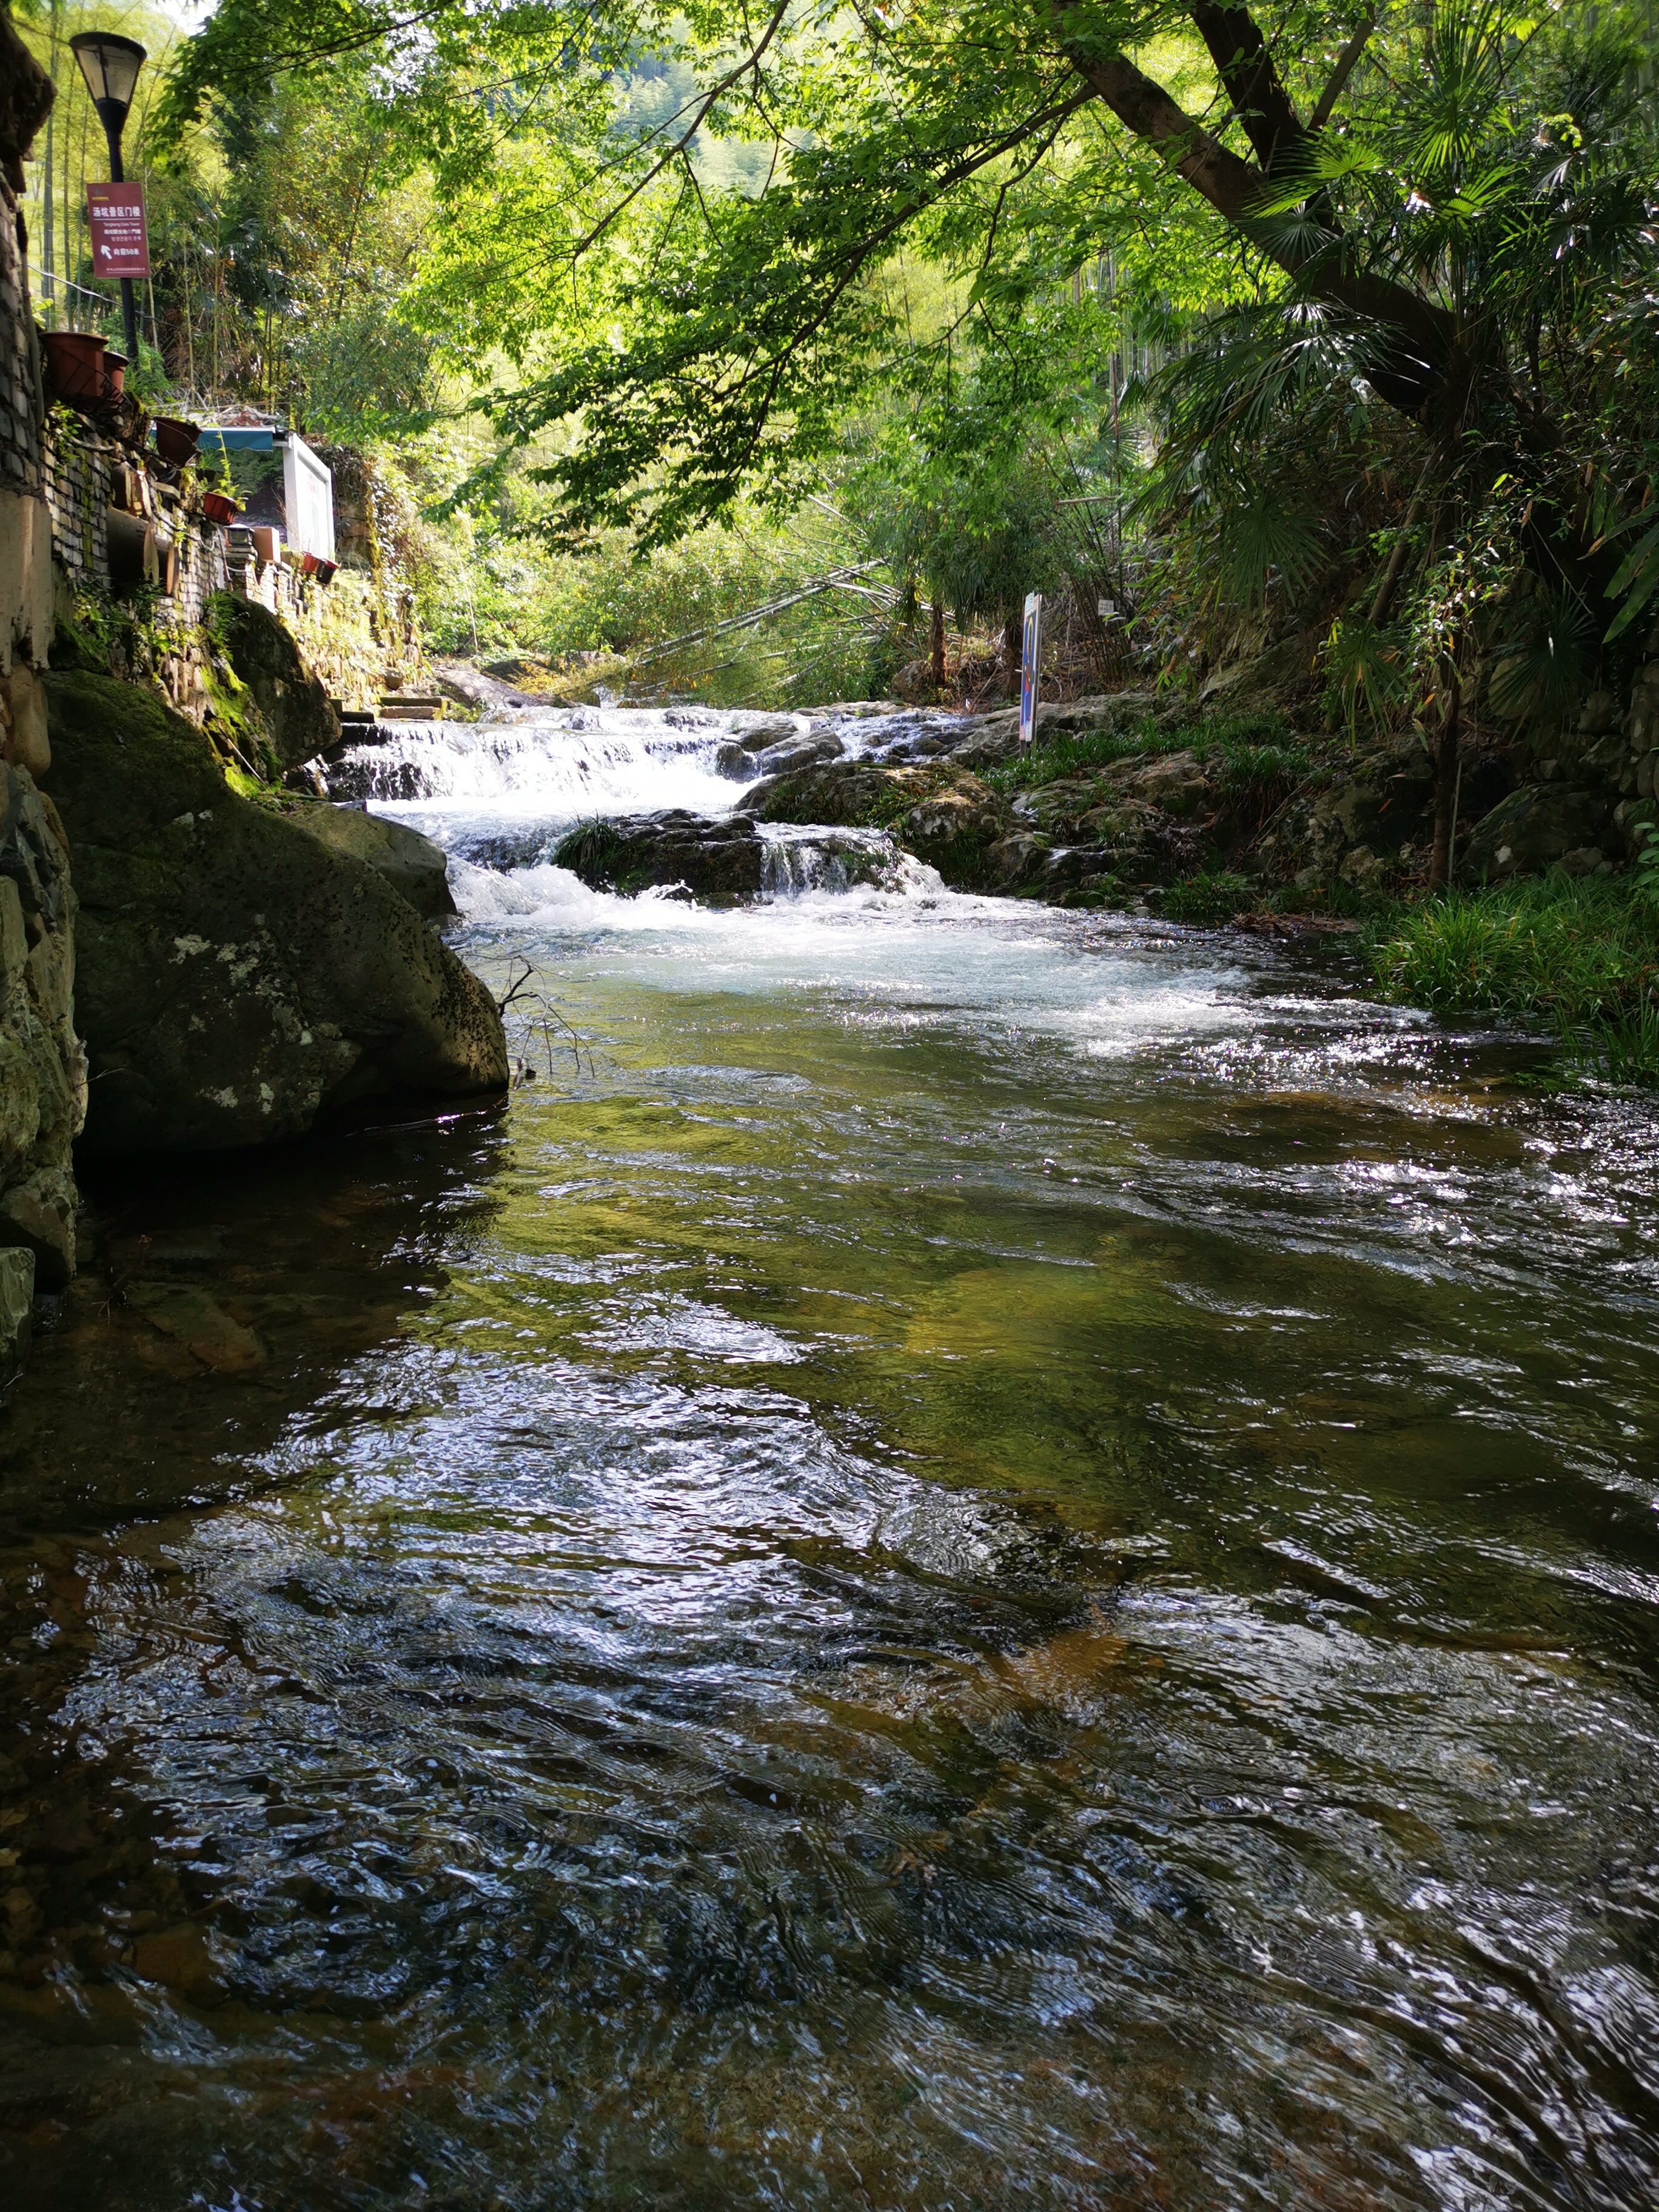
[0, 770, 84, 1293]
[750, 731, 845, 779]
[131, 1920, 227, 2006]
[985, 830, 1052, 886]
[43, 671, 507, 1156]
[553, 811, 765, 903]
[0, 1168, 75, 1290]
[714, 740, 756, 780]
[281, 803, 457, 920]
[1464, 784, 1617, 881]
[737, 759, 896, 828]
[897, 776, 1008, 883]
[727, 714, 799, 752]
[206, 592, 340, 770]
[739, 758, 1014, 889]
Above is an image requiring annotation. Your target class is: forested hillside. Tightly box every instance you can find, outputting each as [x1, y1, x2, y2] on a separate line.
[19, 2, 1655, 734]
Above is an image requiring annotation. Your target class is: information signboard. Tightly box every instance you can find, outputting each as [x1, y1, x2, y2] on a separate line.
[1019, 591, 1044, 746]
[85, 183, 150, 280]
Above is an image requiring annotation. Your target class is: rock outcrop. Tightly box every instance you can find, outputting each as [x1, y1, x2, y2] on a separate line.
[281, 802, 457, 919]
[44, 672, 506, 1156]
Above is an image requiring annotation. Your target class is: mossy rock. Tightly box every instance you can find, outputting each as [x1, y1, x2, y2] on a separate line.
[205, 592, 340, 770]
[42, 672, 506, 1156]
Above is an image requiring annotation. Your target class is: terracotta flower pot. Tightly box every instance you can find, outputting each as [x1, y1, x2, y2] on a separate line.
[201, 491, 240, 525]
[101, 350, 127, 398]
[313, 559, 338, 585]
[154, 416, 200, 466]
[42, 330, 105, 406]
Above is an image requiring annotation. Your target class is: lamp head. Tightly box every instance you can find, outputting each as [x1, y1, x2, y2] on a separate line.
[69, 32, 147, 125]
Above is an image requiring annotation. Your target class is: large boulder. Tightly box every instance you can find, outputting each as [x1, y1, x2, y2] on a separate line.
[43, 672, 506, 1156]
[206, 592, 340, 769]
[1464, 784, 1617, 881]
[280, 801, 457, 919]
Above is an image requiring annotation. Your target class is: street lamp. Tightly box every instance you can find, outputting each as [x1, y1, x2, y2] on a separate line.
[69, 30, 147, 368]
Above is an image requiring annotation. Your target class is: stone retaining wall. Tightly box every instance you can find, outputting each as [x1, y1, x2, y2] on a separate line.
[0, 51, 86, 1361]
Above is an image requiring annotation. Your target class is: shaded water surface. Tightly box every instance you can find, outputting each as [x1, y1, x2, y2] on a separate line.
[2, 727, 1658, 2209]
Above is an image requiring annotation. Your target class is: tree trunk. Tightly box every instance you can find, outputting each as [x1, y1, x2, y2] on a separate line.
[1059, 15, 1455, 418]
[1429, 665, 1461, 890]
[930, 600, 946, 691]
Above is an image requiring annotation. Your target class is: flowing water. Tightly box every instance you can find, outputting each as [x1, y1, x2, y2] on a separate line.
[2, 705, 1658, 2211]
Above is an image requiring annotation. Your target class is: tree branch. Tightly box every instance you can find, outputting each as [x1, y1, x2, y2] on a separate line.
[1057, 35, 1453, 412]
[1309, 7, 1382, 132]
[568, 0, 793, 261]
[1188, 2, 1304, 171]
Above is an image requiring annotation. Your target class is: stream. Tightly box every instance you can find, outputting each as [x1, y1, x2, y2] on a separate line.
[2, 702, 1658, 2210]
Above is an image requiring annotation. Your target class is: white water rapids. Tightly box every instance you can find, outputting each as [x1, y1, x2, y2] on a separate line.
[334, 701, 952, 919]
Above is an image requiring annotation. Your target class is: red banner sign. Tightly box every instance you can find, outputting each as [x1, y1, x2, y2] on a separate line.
[85, 183, 150, 280]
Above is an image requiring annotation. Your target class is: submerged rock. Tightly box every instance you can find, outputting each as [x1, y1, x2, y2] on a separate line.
[280, 802, 457, 919]
[43, 672, 507, 1156]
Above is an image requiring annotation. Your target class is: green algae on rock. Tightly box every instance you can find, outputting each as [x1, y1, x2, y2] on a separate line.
[42, 671, 506, 1156]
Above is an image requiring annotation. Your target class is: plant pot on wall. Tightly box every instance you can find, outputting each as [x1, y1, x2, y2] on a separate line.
[251, 526, 281, 565]
[42, 330, 104, 407]
[154, 417, 199, 467]
[101, 350, 127, 399]
[201, 492, 240, 525]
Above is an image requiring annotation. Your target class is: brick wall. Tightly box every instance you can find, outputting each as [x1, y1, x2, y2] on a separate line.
[39, 414, 110, 595]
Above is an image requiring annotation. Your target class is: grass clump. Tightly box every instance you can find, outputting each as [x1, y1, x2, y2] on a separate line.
[1161, 870, 1255, 925]
[1369, 871, 1659, 1083]
[552, 819, 629, 883]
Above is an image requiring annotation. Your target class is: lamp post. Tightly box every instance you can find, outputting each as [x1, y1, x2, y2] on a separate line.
[69, 30, 146, 368]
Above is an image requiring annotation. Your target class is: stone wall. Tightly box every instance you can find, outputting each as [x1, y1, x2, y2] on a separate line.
[0, 46, 85, 1373]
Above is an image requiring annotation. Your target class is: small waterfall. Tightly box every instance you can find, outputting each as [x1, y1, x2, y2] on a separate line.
[323, 708, 744, 819]
[758, 826, 943, 900]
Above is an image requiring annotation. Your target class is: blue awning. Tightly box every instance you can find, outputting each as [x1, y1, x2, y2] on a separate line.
[196, 426, 275, 452]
